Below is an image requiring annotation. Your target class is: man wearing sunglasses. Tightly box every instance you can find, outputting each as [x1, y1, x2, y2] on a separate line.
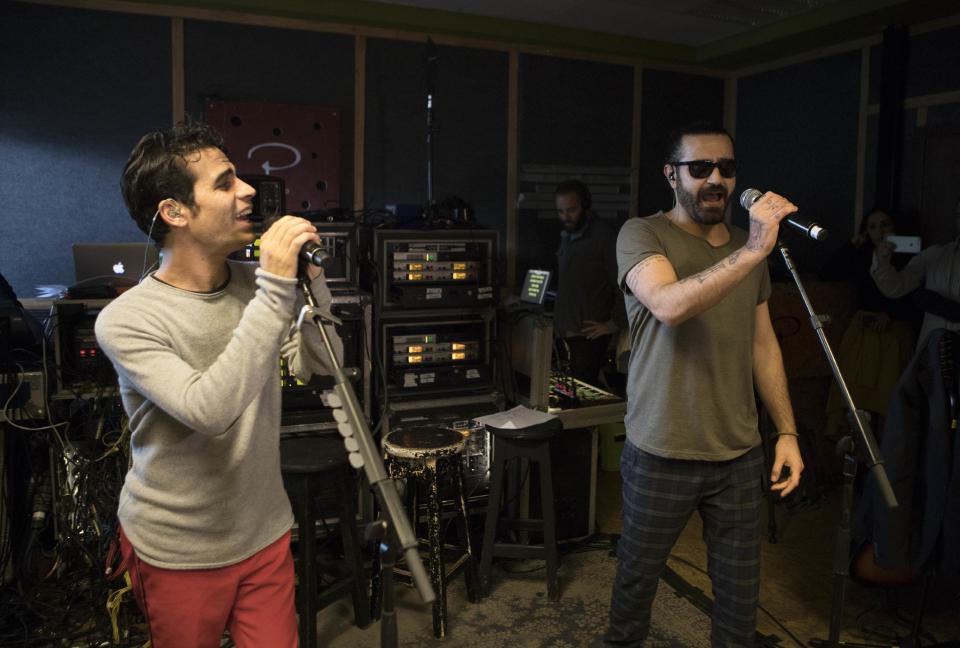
[605, 122, 804, 647]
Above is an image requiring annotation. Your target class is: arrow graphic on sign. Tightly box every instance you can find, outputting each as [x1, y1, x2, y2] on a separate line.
[247, 142, 302, 175]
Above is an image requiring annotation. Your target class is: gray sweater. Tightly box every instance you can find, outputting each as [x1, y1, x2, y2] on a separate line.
[95, 261, 342, 569]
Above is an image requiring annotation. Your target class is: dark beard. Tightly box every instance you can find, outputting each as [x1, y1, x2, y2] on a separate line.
[676, 183, 727, 225]
[561, 213, 585, 232]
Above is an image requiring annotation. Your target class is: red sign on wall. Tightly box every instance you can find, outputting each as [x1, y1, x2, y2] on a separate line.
[205, 99, 341, 212]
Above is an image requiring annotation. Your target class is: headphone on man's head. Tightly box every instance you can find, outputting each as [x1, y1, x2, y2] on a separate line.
[557, 179, 592, 211]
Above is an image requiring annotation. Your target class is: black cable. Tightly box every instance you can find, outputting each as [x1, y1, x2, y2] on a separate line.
[666, 553, 806, 648]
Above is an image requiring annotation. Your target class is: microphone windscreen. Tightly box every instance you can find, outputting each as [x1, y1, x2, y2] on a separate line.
[739, 188, 763, 210]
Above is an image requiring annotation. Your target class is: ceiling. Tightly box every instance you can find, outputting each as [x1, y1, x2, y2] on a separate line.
[348, 0, 959, 68]
[371, 0, 847, 47]
[47, 0, 959, 69]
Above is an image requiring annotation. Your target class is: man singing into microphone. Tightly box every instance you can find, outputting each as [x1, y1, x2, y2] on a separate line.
[604, 122, 804, 647]
[95, 121, 342, 647]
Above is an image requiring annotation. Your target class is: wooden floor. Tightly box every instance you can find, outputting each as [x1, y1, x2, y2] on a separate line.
[595, 469, 960, 647]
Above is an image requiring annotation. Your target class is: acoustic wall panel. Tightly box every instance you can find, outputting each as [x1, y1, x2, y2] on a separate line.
[0, 1, 171, 296]
[737, 51, 861, 274]
[364, 39, 508, 237]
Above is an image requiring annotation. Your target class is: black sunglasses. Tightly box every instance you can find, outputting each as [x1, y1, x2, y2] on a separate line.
[671, 158, 737, 179]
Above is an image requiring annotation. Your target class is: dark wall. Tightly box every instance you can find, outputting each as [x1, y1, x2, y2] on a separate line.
[736, 51, 861, 273]
[364, 39, 509, 235]
[184, 20, 355, 209]
[7, 0, 960, 297]
[638, 69, 726, 217]
[0, 1, 171, 297]
[517, 55, 633, 281]
[865, 25, 960, 244]
[519, 55, 633, 167]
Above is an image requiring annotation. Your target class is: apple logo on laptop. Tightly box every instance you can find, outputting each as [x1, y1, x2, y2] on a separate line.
[112, 261, 126, 275]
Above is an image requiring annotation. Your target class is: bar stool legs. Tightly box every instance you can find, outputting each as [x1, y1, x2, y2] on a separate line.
[479, 445, 507, 597]
[536, 442, 560, 601]
[334, 469, 370, 629]
[373, 455, 479, 639]
[425, 464, 448, 638]
[453, 466, 481, 604]
[479, 435, 560, 601]
[289, 467, 369, 648]
[292, 475, 319, 648]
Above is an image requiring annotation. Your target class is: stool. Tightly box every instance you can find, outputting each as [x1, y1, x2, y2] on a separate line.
[280, 436, 370, 648]
[479, 418, 562, 601]
[377, 427, 480, 639]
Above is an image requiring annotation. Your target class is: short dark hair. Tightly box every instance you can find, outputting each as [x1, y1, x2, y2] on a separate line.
[664, 121, 735, 164]
[121, 120, 226, 245]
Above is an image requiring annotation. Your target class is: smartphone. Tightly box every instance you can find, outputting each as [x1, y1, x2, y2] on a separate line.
[885, 235, 921, 254]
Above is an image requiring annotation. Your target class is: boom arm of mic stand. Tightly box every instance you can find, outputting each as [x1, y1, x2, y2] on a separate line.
[297, 277, 436, 605]
[776, 241, 898, 510]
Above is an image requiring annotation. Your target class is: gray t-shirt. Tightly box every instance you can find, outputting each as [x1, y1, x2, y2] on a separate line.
[616, 212, 771, 460]
[96, 261, 342, 569]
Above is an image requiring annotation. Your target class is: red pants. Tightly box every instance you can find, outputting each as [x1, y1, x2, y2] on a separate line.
[119, 528, 298, 648]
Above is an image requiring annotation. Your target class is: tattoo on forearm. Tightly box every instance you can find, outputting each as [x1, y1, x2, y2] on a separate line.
[679, 262, 724, 285]
[746, 220, 763, 251]
[727, 249, 744, 265]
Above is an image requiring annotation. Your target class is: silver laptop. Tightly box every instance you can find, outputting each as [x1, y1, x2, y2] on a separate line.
[72, 243, 160, 286]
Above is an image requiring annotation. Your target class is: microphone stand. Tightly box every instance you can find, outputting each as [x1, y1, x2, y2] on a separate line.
[774, 241, 899, 648]
[295, 274, 435, 648]
[423, 38, 438, 224]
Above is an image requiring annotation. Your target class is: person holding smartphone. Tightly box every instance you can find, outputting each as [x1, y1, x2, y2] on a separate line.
[819, 208, 918, 439]
[871, 200, 960, 349]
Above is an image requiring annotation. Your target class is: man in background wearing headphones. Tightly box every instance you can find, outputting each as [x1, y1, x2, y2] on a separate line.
[553, 179, 627, 386]
[95, 121, 342, 647]
[604, 122, 803, 647]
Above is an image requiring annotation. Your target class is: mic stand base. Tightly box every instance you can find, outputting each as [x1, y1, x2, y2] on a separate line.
[367, 519, 400, 648]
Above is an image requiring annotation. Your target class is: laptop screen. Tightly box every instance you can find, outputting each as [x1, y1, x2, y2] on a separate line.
[72, 243, 160, 286]
[520, 269, 550, 305]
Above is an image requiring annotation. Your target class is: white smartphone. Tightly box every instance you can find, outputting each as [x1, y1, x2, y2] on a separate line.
[885, 235, 922, 254]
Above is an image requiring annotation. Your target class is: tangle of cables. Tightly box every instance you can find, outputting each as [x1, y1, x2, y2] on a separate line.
[2, 319, 148, 646]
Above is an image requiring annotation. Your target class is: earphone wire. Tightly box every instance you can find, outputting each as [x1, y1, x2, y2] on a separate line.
[139, 208, 160, 283]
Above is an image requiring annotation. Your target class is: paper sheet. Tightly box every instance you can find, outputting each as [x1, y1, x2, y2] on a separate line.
[474, 405, 557, 429]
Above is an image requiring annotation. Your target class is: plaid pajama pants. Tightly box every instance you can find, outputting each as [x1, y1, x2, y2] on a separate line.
[605, 440, 765, 648]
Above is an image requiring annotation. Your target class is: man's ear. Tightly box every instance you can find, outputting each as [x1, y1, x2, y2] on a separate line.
[664, 164, 676, 186]
[158, 199, 185, 228]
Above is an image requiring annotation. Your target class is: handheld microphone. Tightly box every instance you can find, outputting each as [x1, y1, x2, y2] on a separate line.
[739, 188, 829, 241]
[262, 214, 333, 268]
[301, 242, 332, 268]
